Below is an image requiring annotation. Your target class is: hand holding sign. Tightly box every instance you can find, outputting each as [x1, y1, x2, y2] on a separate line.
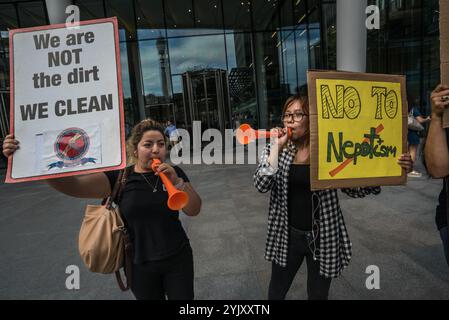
[6, 17, 126, 183]
[431, 84, 449, 118]
[307, 70, 407, 190]
[2, 134, 20, 158]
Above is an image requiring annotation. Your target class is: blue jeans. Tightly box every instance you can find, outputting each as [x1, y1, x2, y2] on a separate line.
[439, 226, 449, 267]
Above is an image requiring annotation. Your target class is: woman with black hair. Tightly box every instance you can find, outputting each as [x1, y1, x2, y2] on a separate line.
[3, 119, 202, 300]
[254, 94, 413, 300]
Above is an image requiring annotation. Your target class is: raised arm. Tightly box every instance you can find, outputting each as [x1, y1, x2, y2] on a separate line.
[181, 182, 202, 216]
[2, 133, 111, 198]
[424, 84, 449, 178]
[45, 172, 111, 199]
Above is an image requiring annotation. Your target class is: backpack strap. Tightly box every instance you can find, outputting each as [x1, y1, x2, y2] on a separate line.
[110, 165, 133, 291]
[115, 230, 133, 291]
[104, 166, 131, 209]
[115, 165, 132, 205]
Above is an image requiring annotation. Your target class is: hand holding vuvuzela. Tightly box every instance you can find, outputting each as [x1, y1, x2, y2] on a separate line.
[236, 124, 292, 145]
[151, 159, 189, 211]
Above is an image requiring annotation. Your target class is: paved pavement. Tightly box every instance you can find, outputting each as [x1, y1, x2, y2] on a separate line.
[1, 161, 448, 300]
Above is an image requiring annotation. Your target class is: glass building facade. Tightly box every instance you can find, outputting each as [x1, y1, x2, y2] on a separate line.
[0, 0, 442, 140]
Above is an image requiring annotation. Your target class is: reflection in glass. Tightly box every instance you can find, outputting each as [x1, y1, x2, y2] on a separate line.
[182, 69, 230, 134]
[280, 30, 297, 95]
[135, 0, 166, 40]
[106, 0, 136, 41]
[17, 1, 47, 28]
[119, 42, 135, 136]
[252, 0, 280, 31]
[226, 33, 257, 129]
[280, 0, 294, 28]
[295, 26, 308, 91]
[223, 0, 252, 32]
[163, 0, 223, 37]
[322, 3, 336, 69]
[169, 34, 229, 133]
[0, 4, 19, 30]
[168, 35, 227, 74]
[252, 31, 283, 128]
[0, 4, 17, 91]
[139, 39, 174, 123]
[74, 0, 105, 21]
[308, 27, 322, 69]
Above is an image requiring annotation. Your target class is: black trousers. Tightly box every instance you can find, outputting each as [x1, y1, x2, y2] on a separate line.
[131, 244, 194, 300]
[268, 227, 332, 300]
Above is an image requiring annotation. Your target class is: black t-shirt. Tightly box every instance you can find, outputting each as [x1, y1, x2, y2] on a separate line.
[104, 165, 190, 264]
[288, 164, 318, 231]
[436, 128, 449, 230]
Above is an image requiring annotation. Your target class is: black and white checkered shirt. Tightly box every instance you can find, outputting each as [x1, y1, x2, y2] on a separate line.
[254, 142, 381, 278]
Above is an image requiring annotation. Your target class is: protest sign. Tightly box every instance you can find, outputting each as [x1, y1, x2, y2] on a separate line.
[441, 0, 449, 127]
[307, 70, 407, 190]
[6, 17, 125, 183]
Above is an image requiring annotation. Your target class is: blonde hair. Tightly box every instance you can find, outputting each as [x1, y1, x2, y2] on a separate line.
[126, 118, 167, 165]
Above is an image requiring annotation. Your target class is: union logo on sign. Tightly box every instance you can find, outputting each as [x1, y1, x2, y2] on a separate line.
[48, 127, 96, 170]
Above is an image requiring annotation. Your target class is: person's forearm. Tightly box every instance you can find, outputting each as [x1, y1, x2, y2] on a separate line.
[267, 143, 280, 169]
[182, 183, 201, 216]
[425, 115, 449, 178]
[45, 176, 80, 196]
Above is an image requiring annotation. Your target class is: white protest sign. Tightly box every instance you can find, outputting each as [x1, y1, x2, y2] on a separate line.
[6, 17, 126, 183]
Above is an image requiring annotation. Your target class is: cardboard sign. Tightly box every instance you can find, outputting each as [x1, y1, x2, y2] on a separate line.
[6, 17, 126, 183]
[441, 0, 449, 127]
[307, 70, 407, 190]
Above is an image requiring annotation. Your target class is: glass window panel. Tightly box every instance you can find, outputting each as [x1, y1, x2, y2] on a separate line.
[308, 25, 322, 69]
[0, 4, 17, 90]
[423, 0, 439, 35]
[171, 75, 187, 128]
[106, 0, 137, 41]
[295, 26, 308, 90]
[387, 0, 423, 40]
[223, 0, 252, 33]
[321, 2, 336, 69]
[253, 31, 283, 128]
[164, 0, 193, 37]
[293, 0, 307, 25]
[280, 30, 297, 95]
[139, 39, 170, 97]
[139, 38, 174, 122]
[280, 0, 294, 28]
[194, 0, 224, 32]
[168, 35, 227, 74]
[17, 1, 47, 28]
[135, 0, 166, 40]
[307, 0, 319, 25]
[252, 0, 280, 32]
[0, 4, 19, 30]
[119, 42, 136, 135]
[74, 0, 105, 21]
[225, 33, 257, 129]
[164, 0, 223, 37]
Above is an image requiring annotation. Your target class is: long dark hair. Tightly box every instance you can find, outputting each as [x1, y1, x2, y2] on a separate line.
[282, 94, 310, 147]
